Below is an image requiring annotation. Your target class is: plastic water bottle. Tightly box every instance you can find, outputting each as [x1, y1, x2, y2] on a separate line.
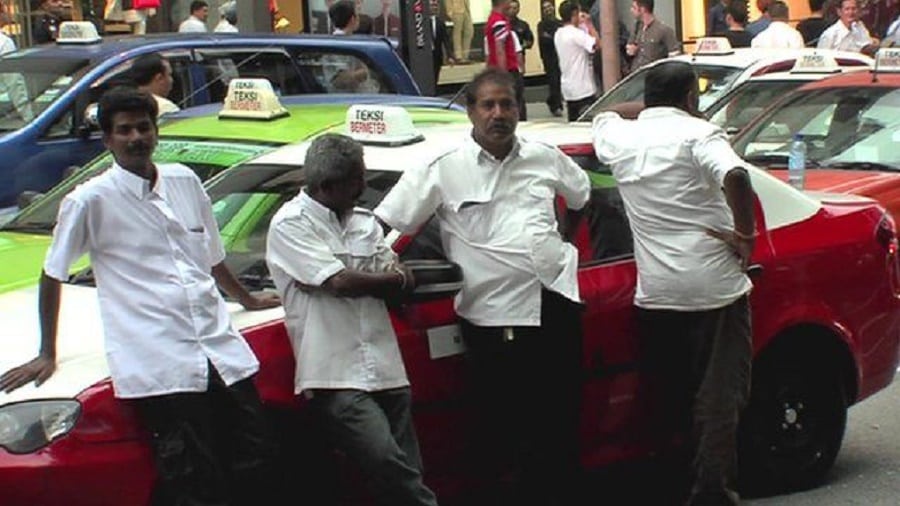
[788, 134, 807, 190]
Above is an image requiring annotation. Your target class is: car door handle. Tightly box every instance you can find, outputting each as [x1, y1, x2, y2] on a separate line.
[747, 264, 763, 278]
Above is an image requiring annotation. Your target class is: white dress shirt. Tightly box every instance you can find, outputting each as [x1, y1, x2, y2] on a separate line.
[817, 19, 872, 51]
[554, 24, 598, 101]
[0, 32, 16, 55]
[375, 136, 591, 327]
[592, 108, 752, 311]
[44, 163, 258, 398]
[178, 15, 208, 33]
[751, 21, 805, 49]
[214, 19, 238, 33]
[267, 192, 409, 394]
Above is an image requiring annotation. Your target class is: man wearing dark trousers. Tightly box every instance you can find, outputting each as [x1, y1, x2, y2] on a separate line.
[375, 68, 591, 505]
[592, 61, 756, 505]
[0, 87, 281, 506]
[555, 1, 601, 121]
[430, 0, 455, 85]
[537, 0, 563, 117]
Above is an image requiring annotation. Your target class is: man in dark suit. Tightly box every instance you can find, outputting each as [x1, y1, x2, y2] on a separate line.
[430, 0, 455, 84]
[374, 0, 401, 38]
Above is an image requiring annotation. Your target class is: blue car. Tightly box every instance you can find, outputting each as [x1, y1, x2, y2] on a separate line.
[0, 31, 421, 207]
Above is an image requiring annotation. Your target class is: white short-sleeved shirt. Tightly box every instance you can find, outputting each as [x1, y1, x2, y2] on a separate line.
[592, 108, 753, 311]
[751, 21, 805, 49]
[267, 192, 409, 394]
[554, 24, 598, 102]
[817, 20, 872, 51]
[154, 94, 180, 117]
[375, 135, 591, 327]
[214, 19, 238, 33]
[44, 163, 258, 398]
[178, 15, 208, 33]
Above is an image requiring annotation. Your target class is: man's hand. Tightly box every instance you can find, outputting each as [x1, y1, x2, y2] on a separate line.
[0, 355, 56, 393]
[626, 43, 638, 56]
[707, 229, 755, 270]
[396, 263, 417, 294]
[239, 292, 281, 311]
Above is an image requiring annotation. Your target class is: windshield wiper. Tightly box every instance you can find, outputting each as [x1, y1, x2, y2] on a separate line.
[745, 153, 821, 168]
[237, 273, 275, 291]
[1, 222, 54, 234]
[824, 161, 900, 172]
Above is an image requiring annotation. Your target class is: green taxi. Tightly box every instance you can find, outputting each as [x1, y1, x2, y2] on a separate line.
[0, 82, 467, 293]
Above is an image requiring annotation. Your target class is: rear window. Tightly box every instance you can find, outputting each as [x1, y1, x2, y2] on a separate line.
[0, 57, 89, 133]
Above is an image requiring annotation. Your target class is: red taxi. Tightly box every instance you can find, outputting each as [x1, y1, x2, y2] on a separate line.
[1, 108, 899, 504]
[731, 48, 900, 224]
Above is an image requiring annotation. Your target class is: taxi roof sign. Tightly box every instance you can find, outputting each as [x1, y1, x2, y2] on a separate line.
[345, 105, 424, 146]
[790, 53, 841, 73]
[694, 37, 734, 56]
[219, 79, 289, 120]
[56, 21, 101, 44]
[874, 48, 900, 73]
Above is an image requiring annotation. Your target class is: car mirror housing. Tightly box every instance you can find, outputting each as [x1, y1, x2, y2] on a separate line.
[17, 190, 44, 210]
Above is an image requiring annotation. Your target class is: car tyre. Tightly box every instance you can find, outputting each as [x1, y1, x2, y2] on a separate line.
[738, 352, 847, 496]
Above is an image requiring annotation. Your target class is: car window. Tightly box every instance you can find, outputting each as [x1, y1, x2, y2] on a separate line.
[733, 87, 900, 169]
[193, 49, 303, 104]
[295, 50, 390, 95]
[568, 154, 634, 265]
[707, 80, 805, 135]
[0, 57, 89, 133]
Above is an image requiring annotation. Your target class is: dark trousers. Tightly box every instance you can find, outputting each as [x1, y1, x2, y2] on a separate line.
[461, 290, 584, 505]
[511, 69, 528, 121]
[566, 95, 596, 122]
[132, 366, 276, 506]
[542, 60, 563, 113]
[637, 295, 752, 506]
[308, 387, 438, 506]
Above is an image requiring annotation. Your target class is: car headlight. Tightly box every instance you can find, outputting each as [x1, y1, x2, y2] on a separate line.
[0, 400, 81, 454]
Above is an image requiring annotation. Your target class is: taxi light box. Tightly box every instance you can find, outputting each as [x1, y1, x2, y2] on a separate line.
[219, 79, 289, 120]
[344, 105, 424, 146]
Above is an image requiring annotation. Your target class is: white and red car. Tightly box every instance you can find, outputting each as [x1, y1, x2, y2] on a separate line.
[2, 114, 899, 504]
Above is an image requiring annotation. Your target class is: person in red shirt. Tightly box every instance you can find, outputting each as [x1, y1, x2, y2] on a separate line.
[484, 0, 527, 119]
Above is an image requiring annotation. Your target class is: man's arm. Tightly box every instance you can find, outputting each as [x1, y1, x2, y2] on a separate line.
[211, 262, 281, 310]
[720, 167, 756, 269]
[318, 266, 414, 299]
[0, 272, 61, 393]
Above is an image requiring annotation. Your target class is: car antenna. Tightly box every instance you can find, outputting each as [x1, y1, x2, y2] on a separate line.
[444, 82, 468, 110]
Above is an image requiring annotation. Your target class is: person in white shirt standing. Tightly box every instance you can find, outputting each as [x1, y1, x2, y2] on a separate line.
[266, 133, 439, 506]
[817, 0, 876, 53]
[751, 1, 804, 48]
[592, 61, 756, 506]
[554, 0, 601, 121]
[375, 68, 591, 505]
[0, 87, 281, 506]
[130, 53, 180, 117]
[214, 0, 238, 33]
[178, 0, 209, 33]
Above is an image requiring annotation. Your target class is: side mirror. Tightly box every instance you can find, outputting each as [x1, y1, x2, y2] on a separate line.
[62, 165, 81, 180]
[404, 260, 463, 303]
[79, 104, 100, 139]
[17, 190, 44, 210]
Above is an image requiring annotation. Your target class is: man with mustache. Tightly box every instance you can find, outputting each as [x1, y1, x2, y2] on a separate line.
[266, 133, 438, 506]
[375, 68, 591, 504]
[0, 87, 281, 506]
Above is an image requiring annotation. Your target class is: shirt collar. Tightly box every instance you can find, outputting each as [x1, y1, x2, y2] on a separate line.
[298, 190, 344, 227]
[465, 133, 523, 164]
[111, 161, 159, 200]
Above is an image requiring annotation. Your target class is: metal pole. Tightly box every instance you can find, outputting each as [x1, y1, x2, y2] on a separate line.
[600, 0, 621, 91]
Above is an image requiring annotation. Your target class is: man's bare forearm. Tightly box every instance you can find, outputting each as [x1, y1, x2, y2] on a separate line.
[38, 271, 61, 360]
[723, 167, 755, 236]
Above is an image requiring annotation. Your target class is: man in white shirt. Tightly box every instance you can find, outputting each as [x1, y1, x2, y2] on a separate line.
[178, 0, 209, 33]
[375, 68, 591, 505]
[266, 133, 438, 506]
[751, 1, 804, 48]
[0, 87, 280, 506]
[592, 61, 755, 506]
[817, 0, 875, 53]
[554, 0, 601, 121]
[130, 53, 180, 117]
[214, 0, 238, 32]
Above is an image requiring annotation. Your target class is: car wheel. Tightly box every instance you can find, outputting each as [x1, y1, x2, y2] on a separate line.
[738, 354, 847, 496]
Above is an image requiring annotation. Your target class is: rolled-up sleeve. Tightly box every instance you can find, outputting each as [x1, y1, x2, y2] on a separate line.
[553, 149, 591, 210]
[266, 215, 345, 286]
[44, 196, 90, 281]
[374, 163, 441, 234]
[198, 183, 226, 266]
[692, 131, 749, 188]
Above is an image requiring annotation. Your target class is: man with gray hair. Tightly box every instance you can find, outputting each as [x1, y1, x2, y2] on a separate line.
[266, 133, 439, 506]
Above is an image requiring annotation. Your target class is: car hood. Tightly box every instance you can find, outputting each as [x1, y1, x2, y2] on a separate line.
[0, 232, 53, 294]
[768, 169, 900, 193]
[0, 284, 284, 405]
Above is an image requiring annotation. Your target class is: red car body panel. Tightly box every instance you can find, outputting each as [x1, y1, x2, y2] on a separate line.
[3, 151, 900, 504]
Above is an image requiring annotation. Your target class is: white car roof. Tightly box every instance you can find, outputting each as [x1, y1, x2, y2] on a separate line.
[671, 47, 873, 72]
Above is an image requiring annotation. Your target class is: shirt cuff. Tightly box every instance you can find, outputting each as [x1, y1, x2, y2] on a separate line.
[311, 261, 346, 287]
[43, 262, 71, 282]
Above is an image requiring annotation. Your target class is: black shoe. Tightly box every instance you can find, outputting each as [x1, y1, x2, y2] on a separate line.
[551, 108, 563, 117]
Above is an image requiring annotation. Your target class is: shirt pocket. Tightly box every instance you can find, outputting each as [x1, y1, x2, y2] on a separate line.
[184, 228, 211, 270]
[452, 200, 494, 244]
[347, 239, 380, 272]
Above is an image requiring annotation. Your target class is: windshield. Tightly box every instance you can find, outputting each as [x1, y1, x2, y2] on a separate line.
[579, 63, 743, 121]
[733, 86, 900, 171]
[206, 165, 401, 285]
[0, 56, 90, 133]
[3, 140, 270, 233]
[707, 80, 806, 135]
